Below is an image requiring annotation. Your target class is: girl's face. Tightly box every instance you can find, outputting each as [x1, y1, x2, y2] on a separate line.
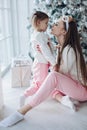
[38, 18, 49, 32]
[51, 18, 66, 37]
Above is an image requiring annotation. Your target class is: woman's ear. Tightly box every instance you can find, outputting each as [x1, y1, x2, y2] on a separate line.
[62, 30, 67, 35]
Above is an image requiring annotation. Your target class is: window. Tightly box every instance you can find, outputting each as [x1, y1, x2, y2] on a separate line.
[0, 0, 33, 76]
[0, 0, 14, 74]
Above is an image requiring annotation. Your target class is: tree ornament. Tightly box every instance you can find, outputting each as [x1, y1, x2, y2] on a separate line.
[46, 0, 53, 5]
[63, 0, 68, 5]
[33, 0, 39, 5]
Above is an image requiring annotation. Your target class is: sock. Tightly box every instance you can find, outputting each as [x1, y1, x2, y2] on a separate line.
[0, 111, 24, 127]
[61, 95, 76, 111]
[20, 94, 26, 107]
[70, 98, 80, 106]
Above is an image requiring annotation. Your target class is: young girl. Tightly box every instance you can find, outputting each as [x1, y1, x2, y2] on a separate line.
[20, 11, 56, 107]
[1, 15, 87, 127]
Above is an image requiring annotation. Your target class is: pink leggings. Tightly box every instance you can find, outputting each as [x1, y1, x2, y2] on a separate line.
[24, 62, 49, 97]
[28, 71, 87, 107]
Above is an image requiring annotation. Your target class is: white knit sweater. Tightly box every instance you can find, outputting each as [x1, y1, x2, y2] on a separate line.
[30, 30, 56, 66]
[59, 46, 83, 84]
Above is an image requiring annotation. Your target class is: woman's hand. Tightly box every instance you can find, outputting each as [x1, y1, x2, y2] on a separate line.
[55, 44, 62, 49]
[53, 64, 60, 72]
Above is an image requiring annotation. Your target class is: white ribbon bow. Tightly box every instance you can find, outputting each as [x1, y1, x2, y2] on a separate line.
[62, 15, 69, 31]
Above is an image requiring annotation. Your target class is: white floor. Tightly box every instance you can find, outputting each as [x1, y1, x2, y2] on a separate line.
[0, 70, 87, 130]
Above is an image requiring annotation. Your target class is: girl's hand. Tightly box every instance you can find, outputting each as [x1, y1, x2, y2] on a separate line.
[36, 44, 42, 52]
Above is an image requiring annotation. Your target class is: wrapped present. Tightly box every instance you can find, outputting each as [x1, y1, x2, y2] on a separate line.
[11, 55, 32, 87]
[11, 55, 33, 67]
[11, 65, 31, 87]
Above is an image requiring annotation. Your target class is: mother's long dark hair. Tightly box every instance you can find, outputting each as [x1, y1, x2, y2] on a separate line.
[57, 20, 87, 87]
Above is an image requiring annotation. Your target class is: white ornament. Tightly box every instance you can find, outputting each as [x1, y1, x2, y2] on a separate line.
[63, 0, 68, 5]
[33, 0, 39, 4]
[46, 0, 53, 5]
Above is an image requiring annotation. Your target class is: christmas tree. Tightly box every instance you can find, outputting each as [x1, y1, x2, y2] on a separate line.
[29, 0, 87, 62]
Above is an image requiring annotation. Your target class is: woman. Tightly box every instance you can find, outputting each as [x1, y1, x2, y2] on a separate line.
[0, 16, 87, 127]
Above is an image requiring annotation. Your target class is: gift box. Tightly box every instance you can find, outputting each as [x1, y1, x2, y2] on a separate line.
[11, 55, 32, 87]
[11, 65, 31, 87]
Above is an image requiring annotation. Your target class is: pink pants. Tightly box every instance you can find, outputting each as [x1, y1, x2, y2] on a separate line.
[24, 62, 49, 97]
[28, 71, 87, 107]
